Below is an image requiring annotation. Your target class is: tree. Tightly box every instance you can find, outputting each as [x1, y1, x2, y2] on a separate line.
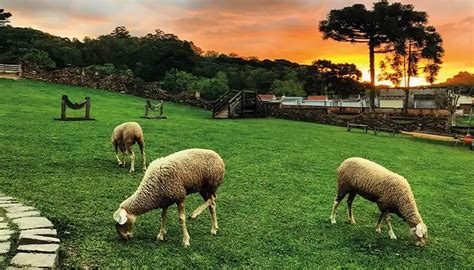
[271, 79, 305, 97]
[194, 72, 230, 100]
[161, 69, 196, 93]
[435, 88, 460, 127]
[311, 60, 364, 98]
[378, 3, 444, 114]
[111, 26, 131, 39]
[0, 9, 12, 27]
[319, 1, 394, 109]
[21, 49, 56, 68]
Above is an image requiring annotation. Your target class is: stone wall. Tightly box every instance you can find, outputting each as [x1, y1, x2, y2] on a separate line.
[266, 103, 450, 132]
[22, 65, 212, 110]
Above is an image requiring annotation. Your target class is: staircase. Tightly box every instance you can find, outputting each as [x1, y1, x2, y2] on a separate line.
[213, 90, 266, 119]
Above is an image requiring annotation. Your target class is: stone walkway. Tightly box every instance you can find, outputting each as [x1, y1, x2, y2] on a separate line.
[0, 193, 60, 269]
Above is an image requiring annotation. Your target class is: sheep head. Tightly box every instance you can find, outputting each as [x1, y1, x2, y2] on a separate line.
[113, 208, 136, 240]
[410, 223, 428, 247]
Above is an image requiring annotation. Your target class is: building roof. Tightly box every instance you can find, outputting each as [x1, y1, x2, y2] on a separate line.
[258, 94, 276, 101]
[306, 95, 327, 101]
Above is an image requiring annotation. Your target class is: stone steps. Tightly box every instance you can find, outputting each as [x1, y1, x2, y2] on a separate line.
[0, 193, 60, 269]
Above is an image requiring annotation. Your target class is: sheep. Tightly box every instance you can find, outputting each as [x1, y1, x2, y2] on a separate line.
[111, 122, 146, 172]
[330, 157, 428, 247]
[113, 148, 225, 247]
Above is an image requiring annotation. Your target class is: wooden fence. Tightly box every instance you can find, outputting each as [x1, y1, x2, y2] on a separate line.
[0, 64, 21, 74]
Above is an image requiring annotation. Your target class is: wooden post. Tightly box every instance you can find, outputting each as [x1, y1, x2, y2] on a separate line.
[241, 91, 245, 115]
[85, 97, 91, 119]
[60, 95, 67, 120]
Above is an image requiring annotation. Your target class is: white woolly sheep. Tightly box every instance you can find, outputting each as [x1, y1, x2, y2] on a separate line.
[113, 148, 225, 247]
[111, 122, 146, 172]
[330, 157, 428, 247]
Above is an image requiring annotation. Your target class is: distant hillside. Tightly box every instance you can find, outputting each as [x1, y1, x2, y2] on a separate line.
[438, 71, 474, 86]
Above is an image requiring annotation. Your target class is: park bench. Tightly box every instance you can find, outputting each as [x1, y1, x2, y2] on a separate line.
[374, 127, 397, 137]
[347, 123, 368, 133]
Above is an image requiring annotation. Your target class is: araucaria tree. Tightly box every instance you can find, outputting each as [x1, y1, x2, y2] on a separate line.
[319, 1, 443, 110]
[0, 9, 12, 27]
[378, 3, 444, 113]
[319, 1, 393, 109]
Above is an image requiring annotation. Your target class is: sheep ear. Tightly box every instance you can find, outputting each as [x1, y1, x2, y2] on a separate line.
[113, 208, 128, 225]
[415, 223, 427, 238]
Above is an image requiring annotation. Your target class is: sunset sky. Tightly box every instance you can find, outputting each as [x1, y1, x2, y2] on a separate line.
[2, 0, 473, 85]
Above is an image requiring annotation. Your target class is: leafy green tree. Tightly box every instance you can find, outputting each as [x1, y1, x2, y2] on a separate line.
[194, 71, 229, 100]
[161, 69, 196, 93]
[271, 79, 305, 97]
[0, 9, 12, 27]
[21, 49, 56, 68]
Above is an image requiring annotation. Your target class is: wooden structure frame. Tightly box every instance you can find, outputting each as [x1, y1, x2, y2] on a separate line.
[212, 90, 266, 119]
[54, 95, 95, 121]
[141, 100, 167, 119]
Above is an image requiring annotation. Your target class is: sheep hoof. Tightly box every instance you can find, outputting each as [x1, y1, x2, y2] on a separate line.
[330, 218, 336, 224]
[189, 214, 198, 220]
[118, 163, 125, 167]
[389, 234, 397, 240]
[157, 233, 166, 241]
[129, 169, 135, 173]
[349, 219, 356, 225]
[183, 241, 190, 247]
[211, 229, 218, 235]
[375, 228, 382, 234]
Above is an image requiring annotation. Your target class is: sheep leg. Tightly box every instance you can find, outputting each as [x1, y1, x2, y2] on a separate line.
[127, 146, 135, 173]
[385, 214, 397, 239]
[189, 199, 211, 220]
[330, 193, 346, 224]
[138, 140, 146, 172]
[177, 201, 190, 247]
[209, 195, 218, 235]
[375, 212, 386, 233]
[114, 144, 124, 166]
[157, 207, 168, 241]
[121, 152, 126, 167]
[347, 193, 356, 224]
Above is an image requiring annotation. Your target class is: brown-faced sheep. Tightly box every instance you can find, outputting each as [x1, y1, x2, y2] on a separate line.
[111, 122, 146, 172]
[330, 157, 428, 247]
[113, 148, 225, 247]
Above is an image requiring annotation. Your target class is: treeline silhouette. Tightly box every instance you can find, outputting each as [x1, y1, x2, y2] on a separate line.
[0, 25, 365, 98]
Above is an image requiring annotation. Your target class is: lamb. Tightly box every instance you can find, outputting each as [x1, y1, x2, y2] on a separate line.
[113, 148, 225, 247]
[111, 122, 146, 172]
[330, 157, 428, 247]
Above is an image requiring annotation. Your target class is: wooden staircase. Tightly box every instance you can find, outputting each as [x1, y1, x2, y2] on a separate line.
[213, 90, 266, 119]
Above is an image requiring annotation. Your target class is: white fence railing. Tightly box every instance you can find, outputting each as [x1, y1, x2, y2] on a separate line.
[0, 64, 21, 74]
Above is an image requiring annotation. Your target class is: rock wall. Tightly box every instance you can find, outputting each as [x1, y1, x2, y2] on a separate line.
[22, 65, 212, 110]
[266, 103, 449, 132]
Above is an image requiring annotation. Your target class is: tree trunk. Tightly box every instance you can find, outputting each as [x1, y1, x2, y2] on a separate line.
[369, 44, 375, 111]
[403, 89, 409, 115]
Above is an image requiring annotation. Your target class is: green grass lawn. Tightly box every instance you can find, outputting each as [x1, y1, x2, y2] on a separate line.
[0, 79, 473, 268]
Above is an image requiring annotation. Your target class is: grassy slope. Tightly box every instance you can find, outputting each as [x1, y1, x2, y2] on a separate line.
[0, 79, 472, 268]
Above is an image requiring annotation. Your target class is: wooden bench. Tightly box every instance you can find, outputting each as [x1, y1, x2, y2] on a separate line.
[347, 123, 368, 133]
[374, 127, 397, 137]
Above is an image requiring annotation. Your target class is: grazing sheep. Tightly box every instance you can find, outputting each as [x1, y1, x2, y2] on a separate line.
[330, 157, 428, 247]
[111, 122, 146, 172]
[113, 148, 225, 247]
